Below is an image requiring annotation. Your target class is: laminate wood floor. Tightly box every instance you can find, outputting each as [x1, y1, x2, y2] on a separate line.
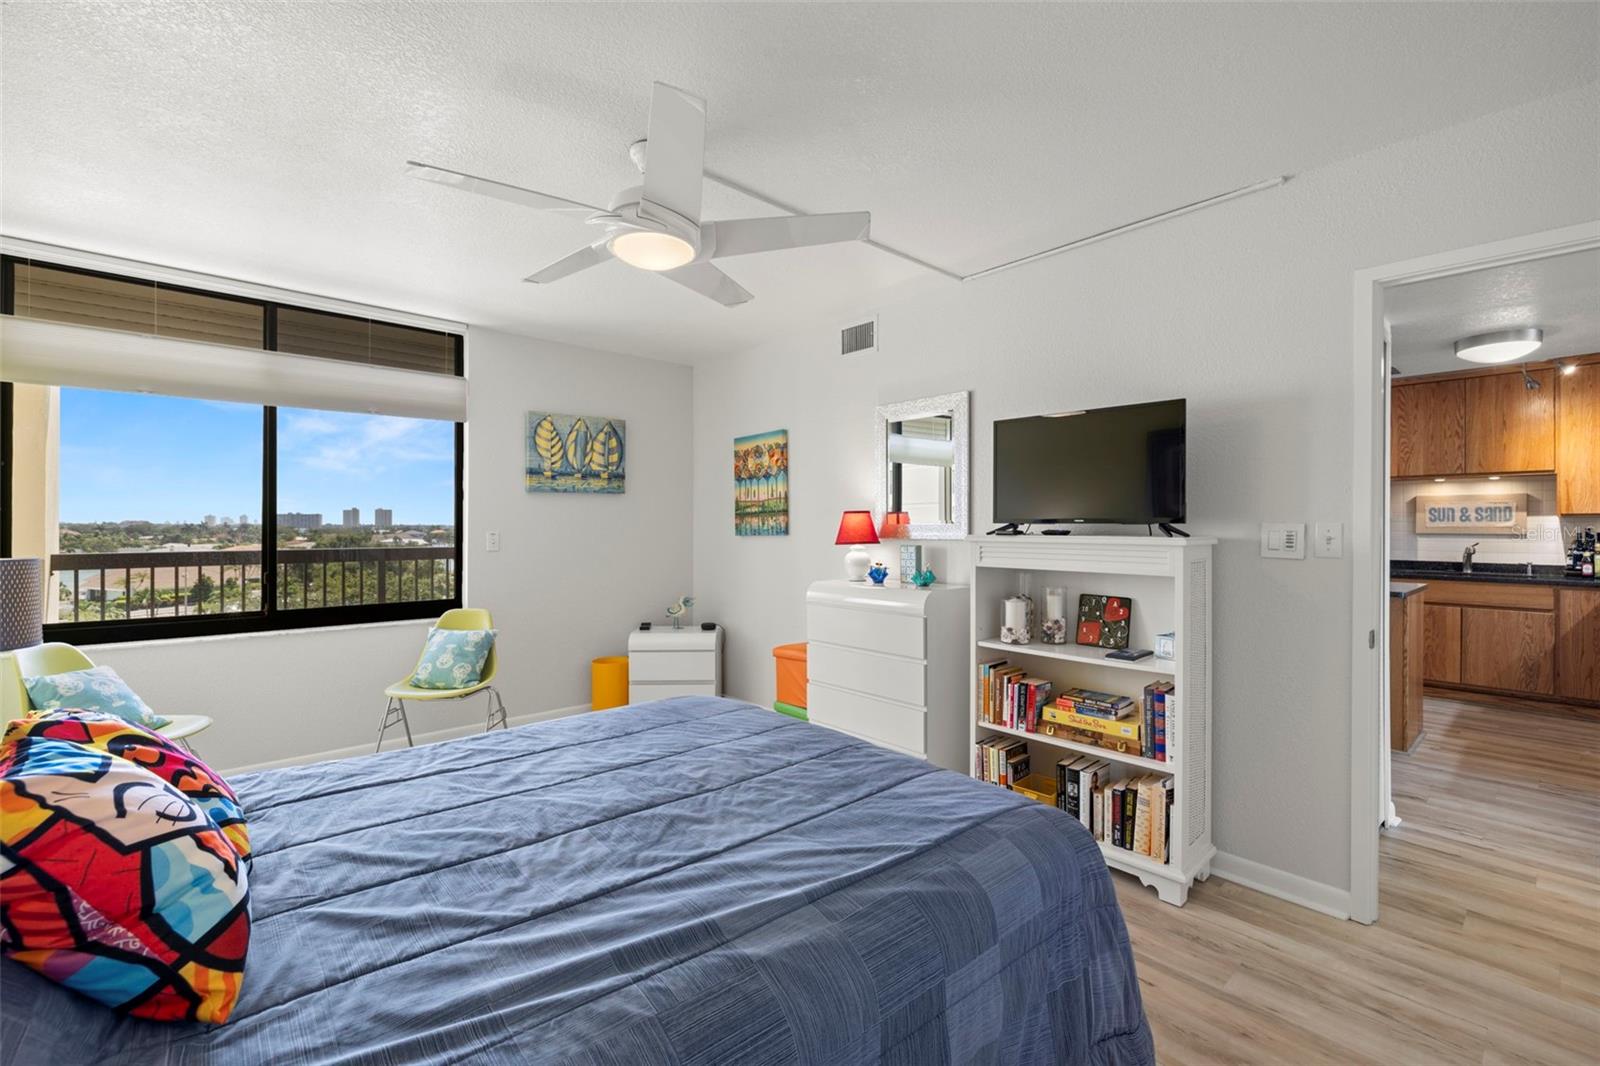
[1113, 693, 1600, 1065]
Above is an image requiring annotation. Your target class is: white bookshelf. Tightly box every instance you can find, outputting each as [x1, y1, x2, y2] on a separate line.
[968, 535, 1215, 906]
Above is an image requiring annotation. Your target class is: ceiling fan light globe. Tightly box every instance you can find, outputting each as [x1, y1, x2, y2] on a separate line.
[609, 230, 696, 271]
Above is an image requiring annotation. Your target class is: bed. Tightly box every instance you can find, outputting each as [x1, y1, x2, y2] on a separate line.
[1, 696, 1154, 1065]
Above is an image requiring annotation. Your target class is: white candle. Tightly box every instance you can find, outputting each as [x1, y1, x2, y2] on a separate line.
[1045, 587, 1065, 620]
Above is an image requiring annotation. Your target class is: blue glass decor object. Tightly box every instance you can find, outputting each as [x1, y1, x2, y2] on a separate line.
[867, 563, 890, 585]
[911, 567, 937, 588]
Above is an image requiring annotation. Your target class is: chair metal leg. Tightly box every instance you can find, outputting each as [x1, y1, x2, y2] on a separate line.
[484, 687, 508, 732]
[377, 697, 414, 752]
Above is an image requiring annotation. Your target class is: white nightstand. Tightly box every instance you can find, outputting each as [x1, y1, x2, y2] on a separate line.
[628, 624, 724, 703]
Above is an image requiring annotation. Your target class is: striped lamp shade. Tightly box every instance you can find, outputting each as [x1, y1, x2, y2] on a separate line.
[0, 558, 43, 652]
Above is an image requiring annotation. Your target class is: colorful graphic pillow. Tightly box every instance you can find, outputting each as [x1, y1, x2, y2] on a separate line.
[409, 627, 496, 690]
[0, 732, 250, 1022]
[4, 711, 250, 861]
[22, 665, 171, 730]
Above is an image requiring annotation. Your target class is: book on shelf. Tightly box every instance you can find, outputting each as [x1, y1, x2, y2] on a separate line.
[1083, 773, 1174, 864]
[1056, 687, 1136, 720]
[974, 735, 1030, 787]
[1045, 703, 1141, 743]
[1141, 681, 1174, 761]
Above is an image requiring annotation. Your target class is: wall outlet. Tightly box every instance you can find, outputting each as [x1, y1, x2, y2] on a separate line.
[1314, 522, 1344, 558]
[1260, 522, 1305, 559]
[485, 530, 500, 552]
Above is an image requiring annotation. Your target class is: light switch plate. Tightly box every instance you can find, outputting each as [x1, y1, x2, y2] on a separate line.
[1260, 522, 1305, 559]
[485, 530, 501, 552]
[1314, 522, 1344, 558]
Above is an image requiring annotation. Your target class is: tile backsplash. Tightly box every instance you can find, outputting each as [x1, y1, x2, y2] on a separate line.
[1390, 475, 1599, 564]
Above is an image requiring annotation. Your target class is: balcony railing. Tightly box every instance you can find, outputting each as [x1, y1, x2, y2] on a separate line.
[48, 546, 456, 623]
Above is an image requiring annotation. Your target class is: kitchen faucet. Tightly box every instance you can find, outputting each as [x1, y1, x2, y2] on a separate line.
[1462, 542, 1478, 574]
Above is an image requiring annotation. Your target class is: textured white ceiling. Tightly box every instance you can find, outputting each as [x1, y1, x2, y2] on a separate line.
[1388, 249, 1600, 376]
[3, 2, 1597, 363]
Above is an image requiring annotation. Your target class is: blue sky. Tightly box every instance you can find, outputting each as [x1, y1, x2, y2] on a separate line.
[58, 389, 455, 526]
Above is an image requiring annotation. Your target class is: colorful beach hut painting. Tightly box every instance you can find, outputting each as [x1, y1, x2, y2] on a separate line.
[735, 429, 789, 535]
[526, 413, 626, 493]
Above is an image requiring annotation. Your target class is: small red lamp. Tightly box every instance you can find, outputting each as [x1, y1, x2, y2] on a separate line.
[834, 510, 880, 581]
[880, 511, 911, 538]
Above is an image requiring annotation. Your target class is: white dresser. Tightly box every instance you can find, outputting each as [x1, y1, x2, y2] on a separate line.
[628, 624, 724, 703]
[805, 579, 970, 771]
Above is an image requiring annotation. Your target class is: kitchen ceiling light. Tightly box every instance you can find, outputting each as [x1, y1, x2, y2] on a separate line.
[1454, 328, 1542, 364]
[1562, 361, 1579, 376]
[608, 230, 696, 272]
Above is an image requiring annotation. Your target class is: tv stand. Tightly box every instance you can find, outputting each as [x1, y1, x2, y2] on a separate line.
[1158, 523, 1190, 538]
[986, 523, 1025, 536]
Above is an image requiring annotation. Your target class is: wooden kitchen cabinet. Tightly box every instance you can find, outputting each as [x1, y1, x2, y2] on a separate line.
[1556, 588, 1600, 703]
[1460, 606, 1555, 695]
[1557, 362, 1600, 513]
[1464, 368, 1555, 474]
[1392, 380, 1466, 478]
[1421, 604, 1462, 684]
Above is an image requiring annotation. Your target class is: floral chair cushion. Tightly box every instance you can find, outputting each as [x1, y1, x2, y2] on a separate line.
[21, 665, 170, 731]
[408, 627, 496, 690]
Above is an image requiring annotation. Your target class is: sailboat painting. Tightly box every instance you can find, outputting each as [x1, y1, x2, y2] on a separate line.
[525, 412, 626, 493]
[734, 429, 789, 535]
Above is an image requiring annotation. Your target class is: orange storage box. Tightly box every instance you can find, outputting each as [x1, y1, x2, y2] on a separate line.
[773, 642, 808, 708]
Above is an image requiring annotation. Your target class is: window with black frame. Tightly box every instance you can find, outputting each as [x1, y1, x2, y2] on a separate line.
[0, 257, 464, 643]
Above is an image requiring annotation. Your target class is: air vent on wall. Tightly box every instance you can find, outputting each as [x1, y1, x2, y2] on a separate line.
[840, 317, 877, 356]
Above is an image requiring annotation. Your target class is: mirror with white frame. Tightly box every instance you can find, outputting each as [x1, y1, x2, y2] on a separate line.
[873, 391, 970, 541]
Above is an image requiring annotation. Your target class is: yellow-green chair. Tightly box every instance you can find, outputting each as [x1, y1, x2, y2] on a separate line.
[12, 642, 214, 752]
[378, 608, 506, 751]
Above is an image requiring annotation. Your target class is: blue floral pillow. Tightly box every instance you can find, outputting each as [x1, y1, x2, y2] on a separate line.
[409, 628, 496, 690]
[22, 665, 171, 730]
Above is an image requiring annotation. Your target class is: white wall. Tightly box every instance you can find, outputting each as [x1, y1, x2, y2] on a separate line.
[86, 328, 693, 772]
[464, 327, 694, 723]
[691, 81, 1600, 897]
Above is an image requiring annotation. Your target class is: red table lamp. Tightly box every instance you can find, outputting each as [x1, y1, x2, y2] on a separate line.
[835, 510, 880, 581]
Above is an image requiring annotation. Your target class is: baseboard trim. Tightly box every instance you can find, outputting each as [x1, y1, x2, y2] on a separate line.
[1210, 851, 1352, 921]
[221, 703, 589, 774]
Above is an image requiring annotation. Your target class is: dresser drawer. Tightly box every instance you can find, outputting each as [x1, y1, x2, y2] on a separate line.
[807, 642, 926, 705]
[629, 650, 717, 683]
[806, 603, 925, 659]
[807, 681, 927, 756]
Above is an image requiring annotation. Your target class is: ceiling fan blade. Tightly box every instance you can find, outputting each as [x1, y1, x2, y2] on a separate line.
[524, 241, 614, 284]
[639, 83, 706, 227]
[406, 160, 602, 215]
[661, 261, 752, 306]
[705, 212, 871, 258]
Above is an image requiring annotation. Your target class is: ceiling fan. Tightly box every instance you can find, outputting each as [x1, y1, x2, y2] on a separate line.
[406, 82, 871, 307]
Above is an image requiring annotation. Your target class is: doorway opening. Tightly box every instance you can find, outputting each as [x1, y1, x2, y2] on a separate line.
[1349, 221, 1600, 925]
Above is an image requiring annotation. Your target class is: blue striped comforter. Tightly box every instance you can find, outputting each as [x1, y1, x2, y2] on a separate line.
[1, 696, 1154, 1064]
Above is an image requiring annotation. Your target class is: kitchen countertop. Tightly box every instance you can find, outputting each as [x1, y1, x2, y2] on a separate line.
[1389, 581, 1428, 599]
[1389, 560, 1599, 589]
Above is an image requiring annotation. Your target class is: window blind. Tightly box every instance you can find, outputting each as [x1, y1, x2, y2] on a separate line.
[0, 316, 468, 421]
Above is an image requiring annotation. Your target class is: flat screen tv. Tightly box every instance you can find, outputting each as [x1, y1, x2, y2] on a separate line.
[993, 399, 1186, 525]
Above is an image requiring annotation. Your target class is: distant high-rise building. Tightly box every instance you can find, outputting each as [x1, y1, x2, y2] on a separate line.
[343, 507, 361, 528]
[203, 514, 217, 527]
[220, 516, 233, 527]
[276, 512, 322, 530]
[374, 508, 393, 529]
[239, 513, 249, 526]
